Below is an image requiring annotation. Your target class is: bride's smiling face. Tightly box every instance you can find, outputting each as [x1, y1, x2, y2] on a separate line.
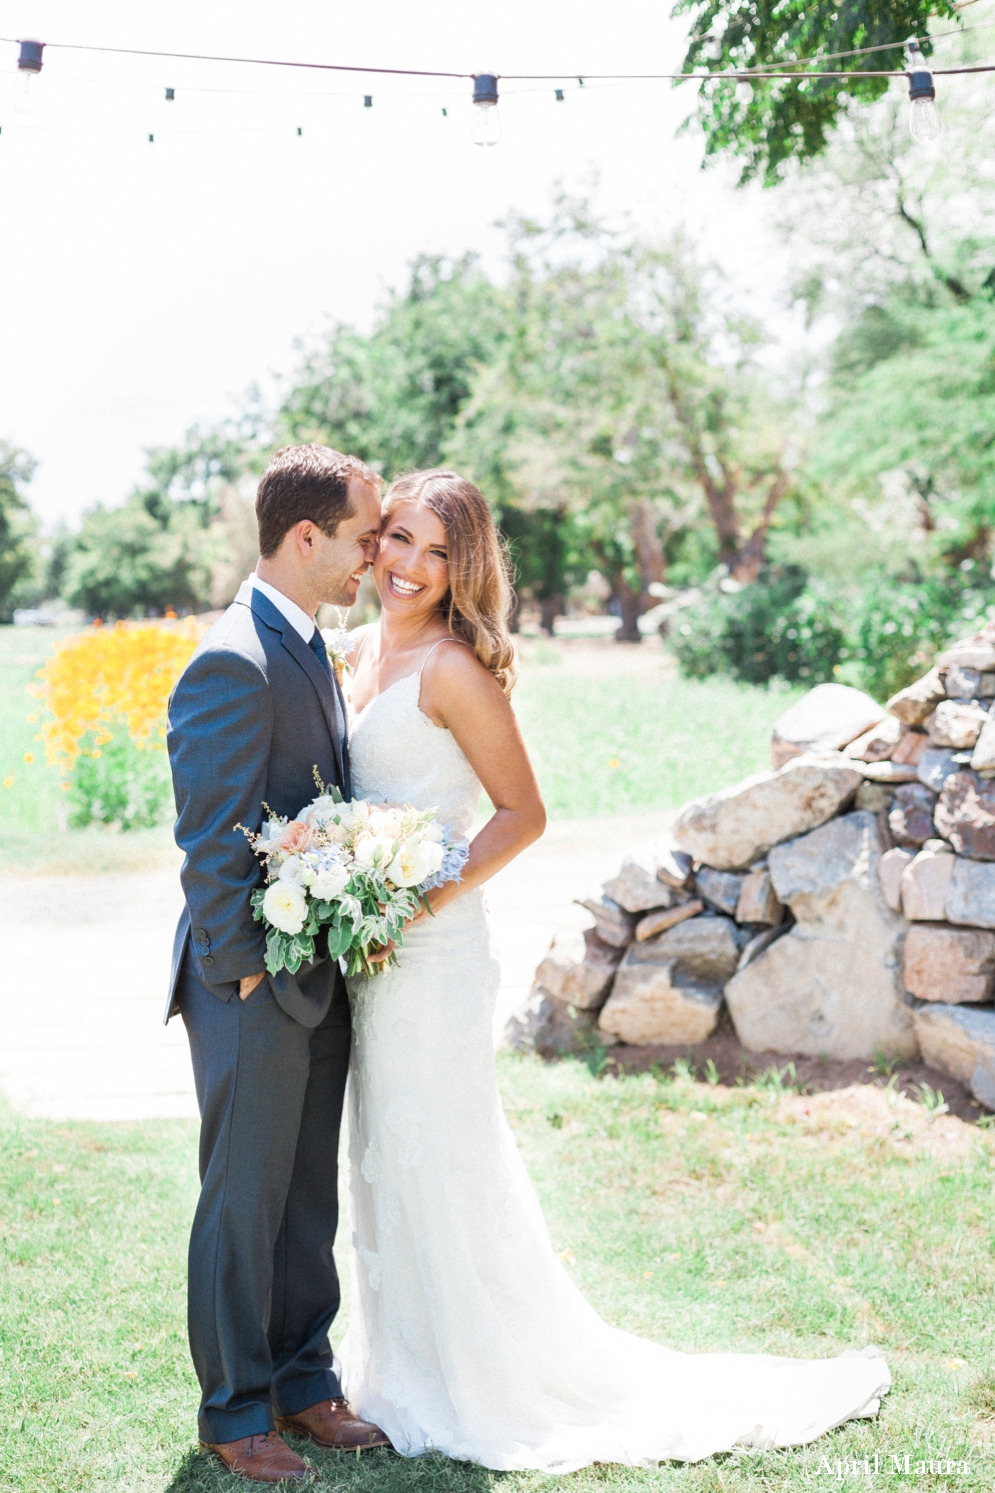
[375, 501, 450, 618]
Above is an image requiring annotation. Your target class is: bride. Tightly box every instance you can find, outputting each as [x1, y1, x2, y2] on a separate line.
[338, 468, 890, 1470]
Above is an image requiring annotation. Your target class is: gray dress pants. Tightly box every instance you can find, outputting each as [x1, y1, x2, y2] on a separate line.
[179, 958, 351, 1444]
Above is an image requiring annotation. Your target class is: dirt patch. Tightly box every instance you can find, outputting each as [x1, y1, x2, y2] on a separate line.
[603, 1012, 986, 1123]
[778, 1084, 982, 1161]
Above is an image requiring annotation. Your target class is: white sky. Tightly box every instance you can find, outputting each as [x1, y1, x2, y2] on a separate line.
[0, 0, 788, 528]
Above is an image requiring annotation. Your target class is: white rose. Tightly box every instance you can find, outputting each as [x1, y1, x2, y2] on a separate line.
[278, 856, 306, 885]
[311, 864, 350, 900]
[263, 879, 308, 934]
[299, 795, 342, 829]
[257, 816, 288, 852]
[346, 799, 371, 826]
[369, 808, 405, 838]
[353, 833, 396, 871]
[386, 839, 440, 888]
[421, 819, 445, 844]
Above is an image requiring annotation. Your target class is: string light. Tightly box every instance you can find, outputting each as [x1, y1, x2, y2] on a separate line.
[471, 73, 500, 146]
[555, 88, 564, 102]
[907, 40, 942, 141]
[363, 94, 372, 108]
[15, 38, 44, 115]
[165, 86, 174, 101]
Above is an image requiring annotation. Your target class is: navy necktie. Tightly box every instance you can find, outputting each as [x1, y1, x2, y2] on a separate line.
[308, 628, 333, 680]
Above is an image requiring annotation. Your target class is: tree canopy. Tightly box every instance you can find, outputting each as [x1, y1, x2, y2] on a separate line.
[675, 0, 958, 183]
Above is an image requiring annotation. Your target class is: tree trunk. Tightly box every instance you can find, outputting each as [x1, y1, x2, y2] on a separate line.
[628, 499, 666, 605]
[613, 576, 643, 643]
[728, 470, 790, 584]
[538, 593, 564, 636]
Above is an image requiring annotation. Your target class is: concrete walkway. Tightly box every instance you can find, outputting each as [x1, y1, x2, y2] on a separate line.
[0, 812, 672, 1121]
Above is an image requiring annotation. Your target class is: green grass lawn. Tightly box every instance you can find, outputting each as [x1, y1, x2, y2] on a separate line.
[2, 1056, 993, 1492]
[512, 662, 798, 819]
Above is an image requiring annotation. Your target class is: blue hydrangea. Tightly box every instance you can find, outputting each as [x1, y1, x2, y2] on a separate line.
[421, 837, 470, 891]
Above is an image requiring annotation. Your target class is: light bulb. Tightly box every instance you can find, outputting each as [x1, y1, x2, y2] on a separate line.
[735, 78, 753, 104]
[471, 73, 501, 146]
[906, 40, 941, 143]
[909, 96, 941, 142]
[14, 38, 44, 116]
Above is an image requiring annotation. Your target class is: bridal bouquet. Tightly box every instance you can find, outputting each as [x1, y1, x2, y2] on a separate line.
[238, 775, 469, 978]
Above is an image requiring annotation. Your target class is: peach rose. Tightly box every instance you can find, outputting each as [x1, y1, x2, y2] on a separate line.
[277, 820, 314, 855]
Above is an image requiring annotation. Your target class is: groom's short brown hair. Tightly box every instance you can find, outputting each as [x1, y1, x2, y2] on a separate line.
[256, 444, 382, 558]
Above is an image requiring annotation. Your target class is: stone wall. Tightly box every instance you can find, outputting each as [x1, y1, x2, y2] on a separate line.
[508, 629, 995, 1111]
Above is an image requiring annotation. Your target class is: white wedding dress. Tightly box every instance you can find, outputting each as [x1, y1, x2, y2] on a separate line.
[338, 647, 890, 1470]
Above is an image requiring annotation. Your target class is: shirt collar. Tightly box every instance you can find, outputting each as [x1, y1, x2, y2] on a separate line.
[248, 574, 315, 644]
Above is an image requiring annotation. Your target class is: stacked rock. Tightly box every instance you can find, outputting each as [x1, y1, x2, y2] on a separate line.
[511, 629, 995, 1111]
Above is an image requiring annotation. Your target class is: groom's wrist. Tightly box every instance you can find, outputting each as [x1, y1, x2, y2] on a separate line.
[239, 972, 266, 1000]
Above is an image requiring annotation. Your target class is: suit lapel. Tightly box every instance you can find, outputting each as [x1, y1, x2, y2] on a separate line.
[246, 585, 347, 793]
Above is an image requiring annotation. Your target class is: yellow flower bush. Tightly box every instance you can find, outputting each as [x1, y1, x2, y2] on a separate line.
[37, 619, 201, 769]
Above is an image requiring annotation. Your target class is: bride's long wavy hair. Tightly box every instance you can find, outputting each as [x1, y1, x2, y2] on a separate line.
[382, 469, 518, 696]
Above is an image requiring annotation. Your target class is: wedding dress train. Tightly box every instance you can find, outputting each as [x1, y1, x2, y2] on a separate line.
[338, 651, 890, 1470]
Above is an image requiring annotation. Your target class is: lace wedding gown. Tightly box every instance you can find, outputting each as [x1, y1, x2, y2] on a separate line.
[338, 648, 890, 1470]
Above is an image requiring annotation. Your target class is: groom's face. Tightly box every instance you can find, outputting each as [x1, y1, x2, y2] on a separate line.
[315, 479, 383, 607]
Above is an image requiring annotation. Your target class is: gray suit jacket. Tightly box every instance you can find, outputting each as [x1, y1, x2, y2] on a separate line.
[164, 581, 351, 1028]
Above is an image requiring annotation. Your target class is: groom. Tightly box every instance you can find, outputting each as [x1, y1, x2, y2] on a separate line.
[165, 444, 390, 1484]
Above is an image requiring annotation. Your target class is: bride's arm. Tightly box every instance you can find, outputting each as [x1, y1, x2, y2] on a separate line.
[418, 644, 546, 913]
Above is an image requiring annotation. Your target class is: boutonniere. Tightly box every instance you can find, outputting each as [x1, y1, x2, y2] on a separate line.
[320, 626, 356, 686]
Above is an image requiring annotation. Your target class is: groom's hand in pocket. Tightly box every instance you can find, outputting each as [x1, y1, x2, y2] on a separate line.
[239, 972, 266, 1001]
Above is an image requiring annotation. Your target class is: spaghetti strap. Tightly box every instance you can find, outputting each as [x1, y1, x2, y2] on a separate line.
[417, 637, 468, 678]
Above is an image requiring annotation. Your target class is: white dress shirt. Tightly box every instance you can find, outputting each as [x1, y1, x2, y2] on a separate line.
[248, 574, 315, 643]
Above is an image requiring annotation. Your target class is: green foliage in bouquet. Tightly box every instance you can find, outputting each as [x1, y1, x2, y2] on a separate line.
[68, 728, 173, 831]
[671, 566, 846, 686]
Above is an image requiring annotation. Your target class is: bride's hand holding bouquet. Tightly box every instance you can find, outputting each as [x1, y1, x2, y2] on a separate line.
[237, 772, 468, 979]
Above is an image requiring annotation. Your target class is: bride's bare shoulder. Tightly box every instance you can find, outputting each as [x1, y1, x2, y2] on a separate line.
[422, 637, 508, 712]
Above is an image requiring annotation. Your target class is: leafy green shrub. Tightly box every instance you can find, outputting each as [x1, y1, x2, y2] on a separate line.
[848, 570, 995, 701]
[671, 567, 846, 685]
[68, 730, 173, 831]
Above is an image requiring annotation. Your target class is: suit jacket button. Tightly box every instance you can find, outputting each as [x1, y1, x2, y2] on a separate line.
[202, 955, 215, 966]
[196, 928, 208, 940]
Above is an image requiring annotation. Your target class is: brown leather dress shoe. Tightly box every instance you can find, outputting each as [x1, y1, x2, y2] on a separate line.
[199, 1430, 313, 1483]
[275, 1398, 392, 1451]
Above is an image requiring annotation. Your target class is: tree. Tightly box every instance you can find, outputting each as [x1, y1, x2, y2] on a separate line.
[0, 443, 39, 620]
[278, 255, 508, 477]
[674, 0, 958, 184]
[62, 491, 217, 618]
[449, 201, 802, 637]
[784, 60, 995, 579]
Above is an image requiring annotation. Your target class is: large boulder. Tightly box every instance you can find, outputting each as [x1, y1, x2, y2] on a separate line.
[887, 667, 946, 726]
[887, 783, 937, 848]
[900, 842, 956, 921]
[603, 844, 686, 914]
[770, 684, 887, 770]
[735, 866, 784, 925]
[843, 715, 902, 762]
[934, 772, 995, 860]
[533, 929, 623, 1011]
[918, 747, 959, 793]
[694, 866, 744, 917]
[634, 900, 704, 941]
[503, 986, 605, 1058]
[672, 754, 862, 872]
[925, 699, 989, 751]
[598, 916, 739, 1045]
[904, 924, 995, 1004]
[945, 857, 995, 929]
[575, 894, 636, 949]
[913, 1004, 995, 1110]
[724, 812, 917, 1061]
[879, 847, 914, 912]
